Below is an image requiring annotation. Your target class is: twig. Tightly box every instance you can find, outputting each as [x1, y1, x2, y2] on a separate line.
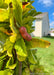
[18, 61, 22, 75]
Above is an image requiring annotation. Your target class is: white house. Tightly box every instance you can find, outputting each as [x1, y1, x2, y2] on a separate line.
[31, 12, 50, 37]
[50, 29, 54, 37]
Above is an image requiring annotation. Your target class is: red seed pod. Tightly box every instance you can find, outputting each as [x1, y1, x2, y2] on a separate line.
[21, 32, 32, 41]
[19, 26, 27, 34]
[21, 32, 28, 39]
[26, 33, 32, 41]
[19, 26, 32, 41]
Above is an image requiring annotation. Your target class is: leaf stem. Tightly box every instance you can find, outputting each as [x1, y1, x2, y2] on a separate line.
[18, 61, 22, 75]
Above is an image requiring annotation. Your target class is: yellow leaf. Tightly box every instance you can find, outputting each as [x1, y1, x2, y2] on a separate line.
[8, 64, 16, 69]
[0, 69, 13, 75]
[17, 55, 26, 62]
[31, 38, 51, 48]
[6, 58, 16, 69]
[3, 38, 14, 57]
[26, 38, 51, 49]
[0, 9, 9, 22]
[5, 0, 12, 4]
[10, 34, 17, 43]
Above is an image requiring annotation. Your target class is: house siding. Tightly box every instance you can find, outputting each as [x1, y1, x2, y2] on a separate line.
[32, 19, 42, 37]
[42, 14, 49, 36]
[31, 12, 50, 37]
[35, 19, 42, 37]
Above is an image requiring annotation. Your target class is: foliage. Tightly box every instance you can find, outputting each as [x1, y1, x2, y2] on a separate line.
[0, 0, 50, 75]
[36, 36, 54, 74]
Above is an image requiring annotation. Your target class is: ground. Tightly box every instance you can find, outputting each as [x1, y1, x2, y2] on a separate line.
[35, 36, 54, 74]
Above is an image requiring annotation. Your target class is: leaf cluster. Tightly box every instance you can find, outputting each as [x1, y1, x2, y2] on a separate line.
[0, 0, 50, 75]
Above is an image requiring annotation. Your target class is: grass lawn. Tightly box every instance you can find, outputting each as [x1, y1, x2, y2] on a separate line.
[35, 36, 54, 74]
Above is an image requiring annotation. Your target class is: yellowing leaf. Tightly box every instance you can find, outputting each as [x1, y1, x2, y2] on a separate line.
[10, 34, 17, 43]
[0, 69, 13, 75]
[21, 0, 28, 2]
[0, 31, 8, 53]
[31, 38, 50, 48]
[10, 15, 18, 34]
[8, 64, 16, 69]
[7, 46, 13, 57]
[5, 0, 12, 4]
[3, 38, 14, 57]
[0, 9, 9, 22]
[26, 38, 50, 49]
[0, 0, 8, 9]
[0, 27, 12, 35]
[17, 55, 26, 61]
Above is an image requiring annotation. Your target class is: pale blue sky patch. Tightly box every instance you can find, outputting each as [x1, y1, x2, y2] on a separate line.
[32, 0, 54, 28]
[38, 0, 53, 7]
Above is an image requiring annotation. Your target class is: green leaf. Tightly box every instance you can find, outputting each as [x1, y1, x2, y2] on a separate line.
[0, 69, 13, 75]
[21, 0, 28, 2]
[0, 22, 9, 28]
[9, 64, 16, 69]
[22, 68, 30, 75]
[13, 61, 19, 75]
[0, 27, 11, 35]
[22, 3, 42, 33]
[23, 8, 31, 18]
[0, 52, 7, 70]
[0, 0, 8, 9]
[6, 57, 16, 69]
[0, 31, 8, 52]
[0, 31, 8, 42]
[17, 55, 26, 61]
[23, 8, 37, 18]
[15, 38, 27, 57]
[0, 9, 9, 22]
[28, 50, 37, 64]
[3, 38, 13, 57]
[14, 38, 27, 61]
[10, 14, 18, 34]
[30, 64, 35, 71]
[0, 0, 3, 3]
[22, 16, 34, 25]
[12, 0, 22, 26]
[22, 14, 36, 33]
[0, 54, 7, 62]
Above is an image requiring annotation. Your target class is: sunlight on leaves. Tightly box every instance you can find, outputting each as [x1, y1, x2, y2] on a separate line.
[0, 9, 9, 22]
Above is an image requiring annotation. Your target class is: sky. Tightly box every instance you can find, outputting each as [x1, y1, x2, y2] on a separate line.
[32, 0, 54, 28]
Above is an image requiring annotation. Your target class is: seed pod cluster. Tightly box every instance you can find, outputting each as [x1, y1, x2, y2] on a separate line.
[19, 27, 32, 41]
